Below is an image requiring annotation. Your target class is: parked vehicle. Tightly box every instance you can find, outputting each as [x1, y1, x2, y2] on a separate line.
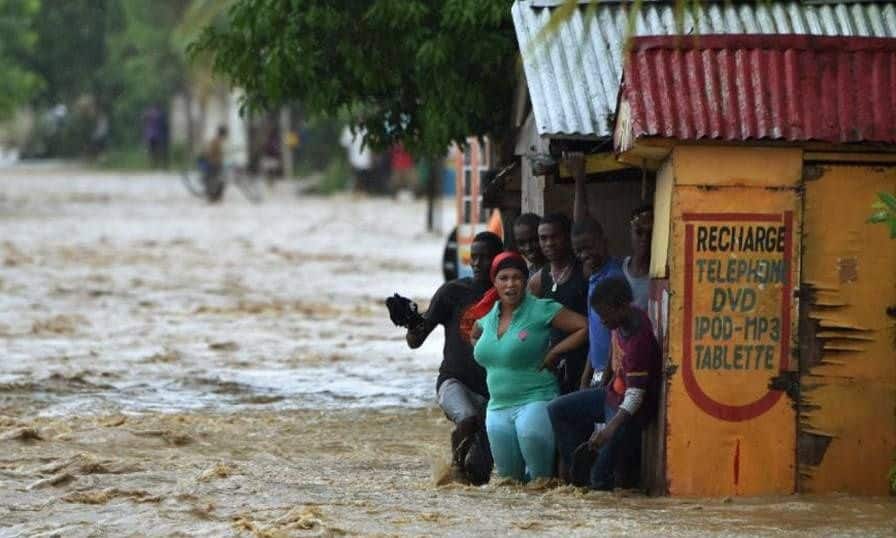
[442, 139, 503, 281]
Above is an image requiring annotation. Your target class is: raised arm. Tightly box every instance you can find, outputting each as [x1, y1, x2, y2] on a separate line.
[565, 152, 588, 222]
[406, 319, 437, 349]
[406, 285, 448, 348]
[579, 359, 595, 390]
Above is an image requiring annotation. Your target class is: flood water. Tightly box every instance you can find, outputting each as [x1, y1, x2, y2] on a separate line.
[1, 165, 893, 537]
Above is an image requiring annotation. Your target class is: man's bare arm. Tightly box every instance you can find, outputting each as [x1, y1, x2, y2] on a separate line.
[406, 319, 436, 349]
[579, 360, 594, 390]
[566, 152, 588, 222]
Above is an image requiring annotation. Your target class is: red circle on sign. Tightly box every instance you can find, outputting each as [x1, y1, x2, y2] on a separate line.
[681, 213, 792, 422]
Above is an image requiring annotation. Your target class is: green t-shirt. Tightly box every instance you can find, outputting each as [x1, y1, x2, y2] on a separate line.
[473, 293, 562, 410]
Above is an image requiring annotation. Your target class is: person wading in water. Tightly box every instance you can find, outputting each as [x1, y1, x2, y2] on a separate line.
[404, 231, 503, 484]
[469, 252, 587, 483]
[550, 276, 661, 490]
[527, 213, 589, 395]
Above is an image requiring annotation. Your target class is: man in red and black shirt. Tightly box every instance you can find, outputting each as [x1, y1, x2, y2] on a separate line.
[551, 276, 661, 490]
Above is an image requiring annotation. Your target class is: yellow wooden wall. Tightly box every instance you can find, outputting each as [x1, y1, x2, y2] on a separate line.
[663, 146, 803, 496]
[799, 163, 896, 495]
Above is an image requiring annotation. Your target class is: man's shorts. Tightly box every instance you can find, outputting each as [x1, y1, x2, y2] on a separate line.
[437, 378, 487, 424]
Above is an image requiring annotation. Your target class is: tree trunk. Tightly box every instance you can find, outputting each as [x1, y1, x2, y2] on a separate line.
[184, 86, 196, 157]
[425, 156, 439, 232]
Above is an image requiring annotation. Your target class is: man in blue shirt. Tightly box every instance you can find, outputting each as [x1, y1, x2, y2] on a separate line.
[547, 216, 624, 484]
[572, 216, 623, 387]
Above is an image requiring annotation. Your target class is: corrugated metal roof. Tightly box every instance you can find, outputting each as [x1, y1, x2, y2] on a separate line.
[614, 34, 896, 149]
[512, 0, 896, 139]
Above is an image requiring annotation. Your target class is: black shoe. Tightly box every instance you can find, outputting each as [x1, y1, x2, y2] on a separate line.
[450, 416, 480, 468]
[463, 429, 493, 486]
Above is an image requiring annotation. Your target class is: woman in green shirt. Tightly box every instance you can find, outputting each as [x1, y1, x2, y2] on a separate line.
[472, 252, 588, 482]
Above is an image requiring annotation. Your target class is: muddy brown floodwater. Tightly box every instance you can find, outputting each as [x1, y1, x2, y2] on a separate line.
[1, 165, 894, 537]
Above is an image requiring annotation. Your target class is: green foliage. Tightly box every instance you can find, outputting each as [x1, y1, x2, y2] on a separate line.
[318, 156, 352, 194]
[193, 0, 518, 157]
[17, 0, 191, 155]
[95, 146, 150, 170]
[27, 0, 127, 107]
[0, 0, 42, 119]
[102, 1, 189, 146]
[867, 192, 896, 239]
[293, 115, 344, 175]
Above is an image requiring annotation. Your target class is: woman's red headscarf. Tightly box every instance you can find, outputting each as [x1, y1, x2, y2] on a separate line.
[459, 252, 529, 341]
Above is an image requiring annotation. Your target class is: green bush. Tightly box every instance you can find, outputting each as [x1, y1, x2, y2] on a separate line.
[292, 116, 344, 176]
[95, 147, 149, 170]
[317, 157, 351, 195]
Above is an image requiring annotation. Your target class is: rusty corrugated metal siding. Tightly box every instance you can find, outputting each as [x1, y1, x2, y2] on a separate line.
[617, 34, 896, 147]
[512, 0, 896, 139]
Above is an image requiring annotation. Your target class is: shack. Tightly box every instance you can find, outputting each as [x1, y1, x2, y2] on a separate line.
[510, 0, 896, 259]
[614, 34, 896, 496]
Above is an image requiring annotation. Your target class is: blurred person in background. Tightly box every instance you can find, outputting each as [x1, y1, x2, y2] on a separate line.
[197, 125, 229, 202]
[339, 126, 373, 193]
[143, 104, 169, 168]
[390, 143, 417, 196]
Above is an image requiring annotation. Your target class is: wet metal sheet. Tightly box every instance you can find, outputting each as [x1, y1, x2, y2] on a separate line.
[512, 0, 896, 139]
[616, 34, 896, 148]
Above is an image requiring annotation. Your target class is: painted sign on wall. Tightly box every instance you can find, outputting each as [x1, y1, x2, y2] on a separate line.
[664, 153, 800, 496]
[682, 212, 793, 422]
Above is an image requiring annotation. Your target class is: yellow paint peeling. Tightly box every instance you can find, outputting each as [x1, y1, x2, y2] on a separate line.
[800, 163, 896, 495]
[814, 332, 874, 341]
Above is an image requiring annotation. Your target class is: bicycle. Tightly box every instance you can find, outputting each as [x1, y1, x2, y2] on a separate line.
[180, 157, 264, 204]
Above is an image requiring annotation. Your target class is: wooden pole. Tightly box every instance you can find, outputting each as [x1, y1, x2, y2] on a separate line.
[426, 156, 438, 232]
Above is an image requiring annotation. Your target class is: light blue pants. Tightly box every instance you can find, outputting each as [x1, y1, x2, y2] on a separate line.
[485, 400, 556, 482]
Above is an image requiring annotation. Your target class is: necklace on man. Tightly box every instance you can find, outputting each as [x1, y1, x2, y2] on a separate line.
[550, 263, 571, 293]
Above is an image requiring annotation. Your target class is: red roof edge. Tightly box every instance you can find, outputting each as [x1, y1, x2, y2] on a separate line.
[615, 34, 896, 149]
[628, 34, 896, 54]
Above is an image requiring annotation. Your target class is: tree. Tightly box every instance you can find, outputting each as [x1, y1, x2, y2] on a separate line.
[0, 0, 42, 119]
[26, 0, 122, 107]
[103, 0, 189, 145]
[192, 0, 518, 158]
[17, 0, 192, 154]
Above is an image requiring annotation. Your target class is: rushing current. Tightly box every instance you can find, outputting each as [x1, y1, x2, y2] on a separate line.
[0, 165, 893, 537]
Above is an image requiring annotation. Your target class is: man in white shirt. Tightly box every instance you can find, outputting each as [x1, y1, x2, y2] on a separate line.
[339, 126, 373, 191]
[622, 205, 653, 310]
